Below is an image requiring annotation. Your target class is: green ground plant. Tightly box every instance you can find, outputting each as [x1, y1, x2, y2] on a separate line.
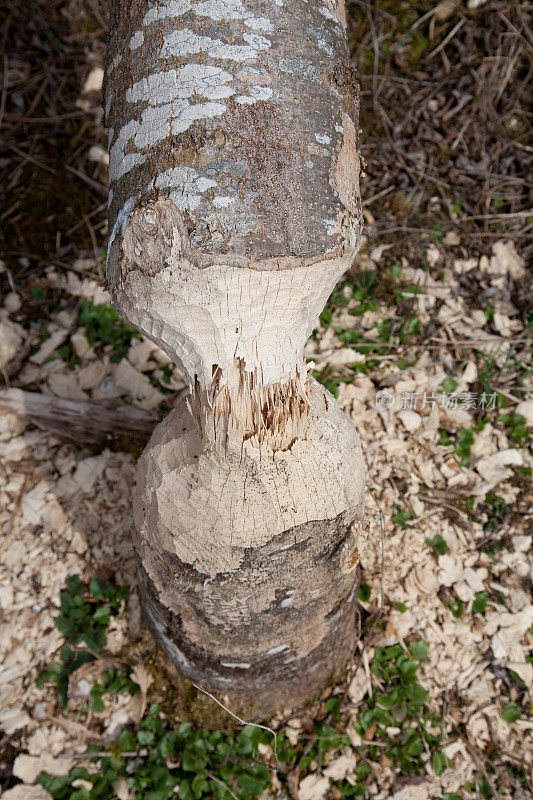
[34, 574, 525, 800]
[78, 300, 141, 362]
[392, 505, 414, 529]
[497, 413, 529, 447]
[39, 713, 272, 800]
[437, 428, 475, 466]
[426, 534, 448, 555]
[37, 575, 133, 708]
[352, 639, 452, 780]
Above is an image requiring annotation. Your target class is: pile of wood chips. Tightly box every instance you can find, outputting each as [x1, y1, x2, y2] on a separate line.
[0, 237, 531, 799]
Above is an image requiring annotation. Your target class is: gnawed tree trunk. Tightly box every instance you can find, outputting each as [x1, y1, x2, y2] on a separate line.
[105, 0, 367, 717]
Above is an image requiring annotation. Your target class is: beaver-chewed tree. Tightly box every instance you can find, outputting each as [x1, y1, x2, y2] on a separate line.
[105, 0, 367, 718]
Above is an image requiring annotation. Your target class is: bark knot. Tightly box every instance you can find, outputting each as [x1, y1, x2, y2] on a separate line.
[123, 198, 186, 276]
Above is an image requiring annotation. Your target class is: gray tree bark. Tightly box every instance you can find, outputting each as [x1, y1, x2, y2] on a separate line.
[105, 0, 367, 718]
[0, 388, 158, 447]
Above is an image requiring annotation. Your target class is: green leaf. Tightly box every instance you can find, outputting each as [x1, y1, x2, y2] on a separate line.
[324, 696, 341, 721]
[179, 781, 195, 800]
[178, 721, 192, 738]
[118, 728, 136, 751]
[192, 774, 209, 798]
[433, 751, 447, 775]
[55, 615, 81, 643]
[502, 702, 522, 723]
[36, 662, 65, 688]
[450, 599, 463, 618]
[65, 574, 84, 596]
[319, 307, 332, 328]
[398, 656, 418, 684]
[355, 761, 372, 781]
[37, 772, 76, 796]
[236, 768, 271, 797]
[357, 583, 371, 602]
[182, 749, 204, 772]
[472, 591, 488, 614]
[393, 506, 413, 528]
[145, 790, 177, 800]
[407, 682, 427, 705]
[438, 429, 453, 446]
[358, 709, 377, 732]
[83, 627, 106, 653]
[234, 731, 254, 756]
[477, 777, 492, 799]
[454, 429, 475, 466]
[405, 731, 424, 756]
[409, 638, 429, 662]
[137, 728, 156, 746]
[426, 535, 448, 555]
[375, 692, 396, 710]
[93, 605, 112, 622]
[78, 301, 140, 361]
[330, 289, 350, 309]
[441, 377, 458, 393]
[90, 688, 105, 713]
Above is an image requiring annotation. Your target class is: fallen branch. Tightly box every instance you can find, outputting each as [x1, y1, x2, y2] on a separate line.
[0, 388, 159, 448]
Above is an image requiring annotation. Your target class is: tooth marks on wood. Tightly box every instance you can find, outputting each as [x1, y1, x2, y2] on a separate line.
[133, 385, 366, 577]
[106, 0, 367, 716]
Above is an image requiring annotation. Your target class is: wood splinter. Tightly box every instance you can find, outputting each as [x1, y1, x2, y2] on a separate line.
[105, 0, 367, 717]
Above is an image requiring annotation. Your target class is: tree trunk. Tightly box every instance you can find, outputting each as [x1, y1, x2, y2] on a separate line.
[105, 0, 367, 718]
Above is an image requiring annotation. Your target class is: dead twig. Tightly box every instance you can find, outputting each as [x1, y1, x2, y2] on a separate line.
[191, 681, 280, 769]
[64, 164, 108, 197]
[0, 388, 160, 447]
[207, 772, 241, 800]
[428, 18, 466, 60]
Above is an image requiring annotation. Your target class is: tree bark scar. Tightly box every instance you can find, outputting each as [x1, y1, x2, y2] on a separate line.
[111, 229, 356, 448]
[122, 198, 187, 276]
[131, 382, 366, 716]
[134, 505, 359, 706]
[105, 0, 364, 450]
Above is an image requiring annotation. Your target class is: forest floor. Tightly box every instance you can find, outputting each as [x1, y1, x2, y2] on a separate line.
[0, 1, 531, 800]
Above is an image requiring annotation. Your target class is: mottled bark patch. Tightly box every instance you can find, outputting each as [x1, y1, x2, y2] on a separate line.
[134, 508, 361, 717]
[123, 198, 186, 276]
[106, 0, 363, 261]
[331, 113, 361, 215]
